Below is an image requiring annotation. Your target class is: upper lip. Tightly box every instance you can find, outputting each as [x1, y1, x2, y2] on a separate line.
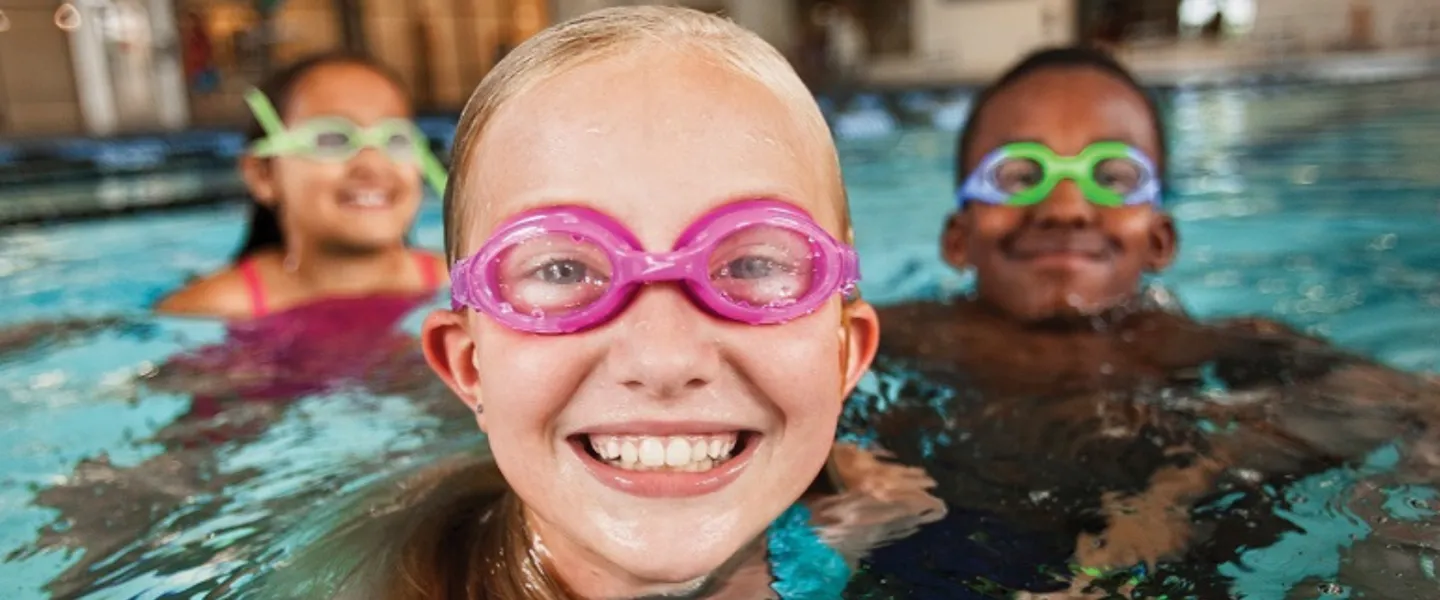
[572, 421, 754, 436]
[1006, 231, 1113, 259]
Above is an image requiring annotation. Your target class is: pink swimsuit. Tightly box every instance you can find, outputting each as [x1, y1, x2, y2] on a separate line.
[236, 252, 441, 318]
[166, 252, 444, 443]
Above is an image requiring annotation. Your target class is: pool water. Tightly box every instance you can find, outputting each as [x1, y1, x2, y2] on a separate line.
[1, 77, 1438, 599]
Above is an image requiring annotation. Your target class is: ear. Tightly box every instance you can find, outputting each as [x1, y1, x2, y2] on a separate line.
[940, 211, 971, 271]
[240, 155, 278, 207]
[839, 300, 880, 397]
[421, 309, 486, 431]
[1146, 212, 1179, 272]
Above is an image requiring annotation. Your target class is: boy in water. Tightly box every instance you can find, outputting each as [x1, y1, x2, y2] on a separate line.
[853, 46, 1440, 596]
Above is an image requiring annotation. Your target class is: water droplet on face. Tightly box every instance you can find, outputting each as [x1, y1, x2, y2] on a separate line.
[498, 303, 515, 314]
[528, 308, 545, 318]
[54, 3, 81, 31]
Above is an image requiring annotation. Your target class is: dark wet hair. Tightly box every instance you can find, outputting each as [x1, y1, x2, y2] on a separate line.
[954, 46, 1167, 189]
[232, 52, 409, 263]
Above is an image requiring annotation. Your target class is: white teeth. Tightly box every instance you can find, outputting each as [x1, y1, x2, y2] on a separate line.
[348, 190, 387, 207]
[639, 438, 665, 467]
[585, 433, 742, 472]
[664, 438, 689, 467]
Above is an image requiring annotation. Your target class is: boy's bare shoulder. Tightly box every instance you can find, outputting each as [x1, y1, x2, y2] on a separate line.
[876, 301, 964, 350]
[416, 249, 450, 284]
[875, 301, 1023, 366]
[1214, 316, 1312, 339]
[876, 301, 979, 333]
[153, 267, 254, 320]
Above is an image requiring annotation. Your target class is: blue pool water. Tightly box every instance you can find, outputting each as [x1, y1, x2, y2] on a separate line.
[1, 77, 1438, 598]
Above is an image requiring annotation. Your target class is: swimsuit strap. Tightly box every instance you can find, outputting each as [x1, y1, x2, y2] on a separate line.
[415, 251, 442, 292]
[238, 258, 269, 317]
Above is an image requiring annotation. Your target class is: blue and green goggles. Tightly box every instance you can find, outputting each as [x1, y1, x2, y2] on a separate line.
[957, 141, 1161, 208]
[244, 88, 448, 197]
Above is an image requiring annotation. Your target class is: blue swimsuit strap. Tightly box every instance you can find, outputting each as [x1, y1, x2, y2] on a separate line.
[767, 503, 852, 599]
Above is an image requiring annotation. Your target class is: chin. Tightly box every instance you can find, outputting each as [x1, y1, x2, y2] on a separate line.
[604, 528, 753, 590]
[614, 552, 732, 591]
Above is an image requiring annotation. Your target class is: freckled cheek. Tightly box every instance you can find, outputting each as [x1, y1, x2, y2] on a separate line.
[730, 322, 847, 419]
[475, 336, 593, 441]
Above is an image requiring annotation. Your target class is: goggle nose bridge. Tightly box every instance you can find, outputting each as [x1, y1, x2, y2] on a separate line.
[616, 243, 710, 284]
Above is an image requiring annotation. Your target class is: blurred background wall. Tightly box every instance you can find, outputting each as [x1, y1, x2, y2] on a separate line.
[1, 0, 1437, 138]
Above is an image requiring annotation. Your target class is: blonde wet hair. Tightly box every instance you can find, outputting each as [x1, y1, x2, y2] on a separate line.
[442, 4, 849, 264]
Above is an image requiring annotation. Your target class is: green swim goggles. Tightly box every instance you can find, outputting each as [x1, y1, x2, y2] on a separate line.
[957, 141, 1161, 208]
[244, 88, 449, 197]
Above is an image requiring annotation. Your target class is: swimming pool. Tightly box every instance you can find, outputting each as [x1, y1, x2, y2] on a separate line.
[1, 77, 1438, 598]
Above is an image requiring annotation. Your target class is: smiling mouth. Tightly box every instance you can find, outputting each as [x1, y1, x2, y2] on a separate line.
[1006, 234, 1114, 263]
[339, 189, 395, 209]
[573, 432, 756, 473]
[1012, 249, 1108, 262]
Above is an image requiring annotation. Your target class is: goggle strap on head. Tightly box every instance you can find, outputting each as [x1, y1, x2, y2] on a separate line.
[417, 142, 450, 198]
[245, 88, 288, 145]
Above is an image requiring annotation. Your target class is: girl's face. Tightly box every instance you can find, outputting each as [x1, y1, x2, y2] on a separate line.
[244, 63, 423, 255]
[424, 51, 878, 597]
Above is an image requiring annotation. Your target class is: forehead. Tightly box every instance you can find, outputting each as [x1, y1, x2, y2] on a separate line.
[462, 50, 838, 249]
[967, 68, 1159, 163]
[285, 64, 410, 125]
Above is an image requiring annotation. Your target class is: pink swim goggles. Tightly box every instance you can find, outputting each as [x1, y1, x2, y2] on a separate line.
[450, 199, 861, 334]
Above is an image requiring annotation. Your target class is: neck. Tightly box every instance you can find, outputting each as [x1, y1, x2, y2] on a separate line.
[281, 240, 414, 296]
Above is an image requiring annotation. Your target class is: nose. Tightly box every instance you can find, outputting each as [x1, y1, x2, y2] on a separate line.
[603, 285, 721, 399]
[346, 146, 394, 178]
[1031, 179, 1098, 230]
